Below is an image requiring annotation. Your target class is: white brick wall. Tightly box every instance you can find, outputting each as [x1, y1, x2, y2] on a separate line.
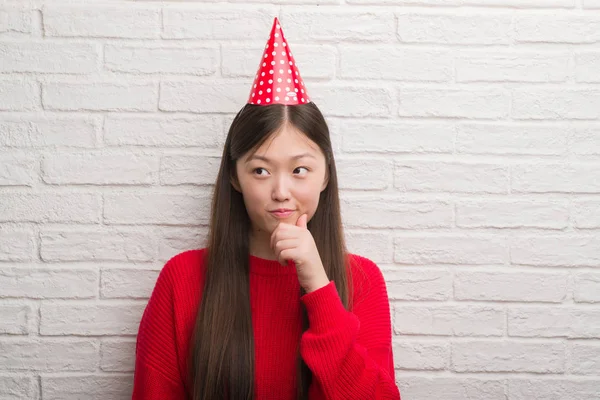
[1, 1, 599, 399]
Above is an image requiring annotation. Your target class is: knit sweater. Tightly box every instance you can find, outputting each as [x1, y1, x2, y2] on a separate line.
[132, 248, 401, 400]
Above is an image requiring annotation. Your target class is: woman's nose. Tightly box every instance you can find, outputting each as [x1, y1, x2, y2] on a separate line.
[271, 176, 291, 201]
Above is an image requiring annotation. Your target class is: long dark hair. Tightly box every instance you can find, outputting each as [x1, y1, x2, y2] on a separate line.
[188, 102, 352, 400]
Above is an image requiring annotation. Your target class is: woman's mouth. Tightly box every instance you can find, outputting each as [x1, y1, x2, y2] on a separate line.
[269, 210, 295, 218]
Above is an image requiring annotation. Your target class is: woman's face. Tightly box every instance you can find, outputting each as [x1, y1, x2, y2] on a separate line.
[233, 123, 329, 236]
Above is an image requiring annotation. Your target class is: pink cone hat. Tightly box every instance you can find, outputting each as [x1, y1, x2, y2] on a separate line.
[247, 17, 311, 106]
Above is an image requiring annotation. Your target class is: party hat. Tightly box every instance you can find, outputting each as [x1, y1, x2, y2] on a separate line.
[247, 17, 311, 106]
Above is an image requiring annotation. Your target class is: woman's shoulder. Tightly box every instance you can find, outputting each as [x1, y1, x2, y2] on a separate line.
[164, 248, 208, 268]
[159, 248, 208, 286]
[347, 253, 384, 280]
[346, 253, 389, 305]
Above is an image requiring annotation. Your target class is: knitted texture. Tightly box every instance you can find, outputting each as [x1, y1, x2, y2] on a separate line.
[132, 249, 400, 399]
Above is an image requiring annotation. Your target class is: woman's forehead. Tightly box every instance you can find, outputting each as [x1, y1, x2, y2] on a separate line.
[245, 126, 324, 162]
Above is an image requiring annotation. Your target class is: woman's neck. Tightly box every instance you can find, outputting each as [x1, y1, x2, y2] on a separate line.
[249, 228, 278, 261]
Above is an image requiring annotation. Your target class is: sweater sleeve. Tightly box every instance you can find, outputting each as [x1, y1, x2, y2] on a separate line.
[299, 259, 400, 400]
[132, 259, 187, 400]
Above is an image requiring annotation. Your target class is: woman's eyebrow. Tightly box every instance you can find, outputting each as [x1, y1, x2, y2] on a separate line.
[245, 153, 316, 163]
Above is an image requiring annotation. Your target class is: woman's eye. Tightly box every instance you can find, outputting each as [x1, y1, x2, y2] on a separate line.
[294, 167, 309, 175]
[253, 168, 269, 176]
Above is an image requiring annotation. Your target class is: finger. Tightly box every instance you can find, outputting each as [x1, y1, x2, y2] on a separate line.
[273, 238, 298, 255]
[296, 213, 308, 229]
[278, 247, 295, 266]
[273, 239, 297, 264]
[270, 224, 295, 249]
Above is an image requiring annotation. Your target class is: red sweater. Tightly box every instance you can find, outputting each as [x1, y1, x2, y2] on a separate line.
[132, 249, 400, 400]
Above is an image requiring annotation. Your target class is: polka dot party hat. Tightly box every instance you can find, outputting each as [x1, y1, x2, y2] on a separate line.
[247, 17, 310, 106]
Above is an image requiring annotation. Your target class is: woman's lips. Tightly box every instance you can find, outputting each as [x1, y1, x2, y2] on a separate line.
[269, 210, 294, 218]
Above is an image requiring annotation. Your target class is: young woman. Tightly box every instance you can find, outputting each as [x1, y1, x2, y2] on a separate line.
[132, 18, 401, 400]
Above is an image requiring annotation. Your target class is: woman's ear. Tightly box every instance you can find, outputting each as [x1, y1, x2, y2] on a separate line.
[230, 171, 242, 193]
[320, 168, 329, 192]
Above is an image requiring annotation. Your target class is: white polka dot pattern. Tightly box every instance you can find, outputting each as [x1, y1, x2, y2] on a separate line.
[247, 17, 310, 106]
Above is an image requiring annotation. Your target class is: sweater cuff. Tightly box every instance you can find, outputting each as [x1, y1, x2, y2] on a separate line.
[300, 281, 351, 333]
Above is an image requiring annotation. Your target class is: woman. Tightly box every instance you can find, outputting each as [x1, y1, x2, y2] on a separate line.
[132, 17, 400, 400]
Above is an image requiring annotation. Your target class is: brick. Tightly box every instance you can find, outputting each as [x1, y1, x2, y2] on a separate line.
[160, 155, 220, 186]
[584, 0, 600, 7]
[0, 304, 30, 334]
[384, 268, 451, 301]
[395, 235, 507, 265]
[508, 307, 600, 338]
[510, 236, 600, 267]
[0, 154, 37, 186]
[573, 201, 600, 229]
[398, 87, 510, 118]
[575, 51, 600, 82]
[457, 50, 569, 82]
[43, 82, 157, 112]
[0, 116, 97, 148]
[473, 0, 574, 5]
[105, 45, 217, 75]
[393, 341, 448, 370]
[570, 343, 600, 375]
[394, 305, 504, 336]
[352, 0, 572, 5]
[101, 268, 159, 299]
[44, 6, 159, 38]
[340, 46, 452, 81]
[341, 120, 454, 154]
[100, 339, 136, 372]
[0, 375, 36, 400]
[163, 5, 274, 39]
[281, 10, 394, 42]
[0, 80, 38, 111]
[456, 122, 568, 155]
[157, 227, 208, 262]
[572, 125, 600, 155]
[40, 303, 145, 335]
[0, 339, 97, 371]
[0, 42, 97, 73]
[0, 193, 100, 223]
[515, 15, 600, 43]
[104, 115, 220, 148]
[42, 152, 158, 185]
[514, 88, 600, 119]
[40, 229, 155, 262]
[455, 271, 567, 302]
[0, 267, 97, 299]
[397, 13, 512, 44]
[346, 231, 393, 264]
[227, 0, 338, 3]
[509, 378, 600, 400]
[223, 44, 336, 79]
[452, 340, 564, 373]
[0, 230, 34, 261]
[512, 163, 600, 193]
[0, 8, 32, 34]
[574, 273, 600, 303]
[456, 200, 569, 229]
[310, 85, 393, 117]
[103, 192, 211, 225]
[342, 196, 451, 228]
[394, 161, 508, 193]
[222, 44, 270, 78]
[397, 376, 506, 400]
[42, 375, 133, 400]
[336, 159, 392, 190]
[160, 81, 247, 113]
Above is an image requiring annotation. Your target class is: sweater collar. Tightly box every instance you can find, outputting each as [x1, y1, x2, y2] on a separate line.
[249, 254, 298, 276]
